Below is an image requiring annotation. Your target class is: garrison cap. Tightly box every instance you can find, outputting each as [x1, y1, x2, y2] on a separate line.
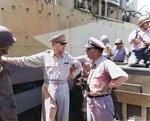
[115, 38, 123, 45]
[49, 33, 68, 43]
[100, 35, 109, 43]
[138, 16, 150, 27]
[84, 37, 106, 49]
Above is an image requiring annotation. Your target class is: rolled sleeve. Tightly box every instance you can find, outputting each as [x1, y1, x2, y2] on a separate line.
[106, 61, 128, 88]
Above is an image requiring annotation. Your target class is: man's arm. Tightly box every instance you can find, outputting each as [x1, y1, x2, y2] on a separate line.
[2, 52, 44, 68]
[106, 61, 129, 88]
[69, 57, 82, 79]
[129, 38, 141, 44]
[108, 76, 128, 88]
[128, 29, 141, 44]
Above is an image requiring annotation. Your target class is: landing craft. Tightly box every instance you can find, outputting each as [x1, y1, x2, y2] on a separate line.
[0, 0, 150, 120]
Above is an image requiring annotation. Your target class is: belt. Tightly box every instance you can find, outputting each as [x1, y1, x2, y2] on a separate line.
[45, 80, 67, 84]
[88, 94, 109, 98]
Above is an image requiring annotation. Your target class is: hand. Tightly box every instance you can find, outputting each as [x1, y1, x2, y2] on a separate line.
[82, 63, 90, 74]
[134, 38, 141, 44]
[68, 74, 74, 79]
[108, 81, 115, 89]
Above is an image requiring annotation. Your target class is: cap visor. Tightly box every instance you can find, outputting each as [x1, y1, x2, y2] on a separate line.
[84, 44, 94, 48]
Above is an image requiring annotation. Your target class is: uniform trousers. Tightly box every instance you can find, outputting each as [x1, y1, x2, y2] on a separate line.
[42, 81, 69, 121]
[87, 95, 114, 121]
[128, 47, 150, 65]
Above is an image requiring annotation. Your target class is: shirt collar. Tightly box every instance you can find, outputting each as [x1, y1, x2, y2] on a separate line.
[49, 49, 65, 58]
[94, 56, 107, 66]
[139, 28, 149, 33]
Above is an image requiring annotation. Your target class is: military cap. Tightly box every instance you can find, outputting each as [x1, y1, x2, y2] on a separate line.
[84, 37, 106, 49]
[49, 33, 68, 43]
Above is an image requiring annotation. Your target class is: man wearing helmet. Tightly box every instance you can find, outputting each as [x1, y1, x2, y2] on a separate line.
[128, 16, 150, 67]
[112, 38, 129, 62]
[0, 26, 18, 121]
[100, 35, 115, 60]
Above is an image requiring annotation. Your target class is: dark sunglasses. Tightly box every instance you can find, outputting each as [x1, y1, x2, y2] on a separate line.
[86, 48, 93, 50]
[56, 42, 67, 46]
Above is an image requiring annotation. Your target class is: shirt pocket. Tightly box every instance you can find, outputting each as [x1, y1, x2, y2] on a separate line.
[45, 62, 55, 74]
[59, 62, 70, 77]
[61, 62, 71, 75]
[92, 72, 101, 78]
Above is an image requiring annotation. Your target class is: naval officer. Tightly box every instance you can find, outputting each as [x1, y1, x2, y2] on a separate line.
[84, 37, 128, 121]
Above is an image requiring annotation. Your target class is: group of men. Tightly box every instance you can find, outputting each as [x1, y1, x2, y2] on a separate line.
[101, 15, 150, 67]
[0, 15, 150, 121]
[100, 34, 129, 62]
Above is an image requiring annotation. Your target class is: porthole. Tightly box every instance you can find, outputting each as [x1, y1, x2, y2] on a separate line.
[48, 12, 51, 16]
[38, 10, 41, 14]
[11, 5, 15, 10]
[26, 8, 29, 13]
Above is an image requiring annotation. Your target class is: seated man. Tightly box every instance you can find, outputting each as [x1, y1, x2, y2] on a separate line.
[128, 16, 150, 67]
[112, 38, 129, 63]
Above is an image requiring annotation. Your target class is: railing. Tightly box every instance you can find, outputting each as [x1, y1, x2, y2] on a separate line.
[74, 0, 138, 24]
[36, 0, 60, 5]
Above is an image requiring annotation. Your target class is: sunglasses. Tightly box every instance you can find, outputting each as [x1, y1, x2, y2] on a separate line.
[86, 48, 94, 51]
[56, 42, 67, 46]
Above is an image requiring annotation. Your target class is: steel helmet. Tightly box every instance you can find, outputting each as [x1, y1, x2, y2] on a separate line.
[115, 38, 123, 45]
[100, 35, 109, 43]
[0, 26, 16, 49]
[138, 16, 150, 27]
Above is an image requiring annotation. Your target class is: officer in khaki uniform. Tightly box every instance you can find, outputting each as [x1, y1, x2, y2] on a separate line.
[2, 33, 82, 121]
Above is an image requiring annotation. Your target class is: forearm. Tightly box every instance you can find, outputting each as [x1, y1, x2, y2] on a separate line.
[144, 40, 150, 45]
[129, 39, 135, 44]
[2, 56, 25, 66]
[108, 76, 128, 88]
[2, 56, 43, 68]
